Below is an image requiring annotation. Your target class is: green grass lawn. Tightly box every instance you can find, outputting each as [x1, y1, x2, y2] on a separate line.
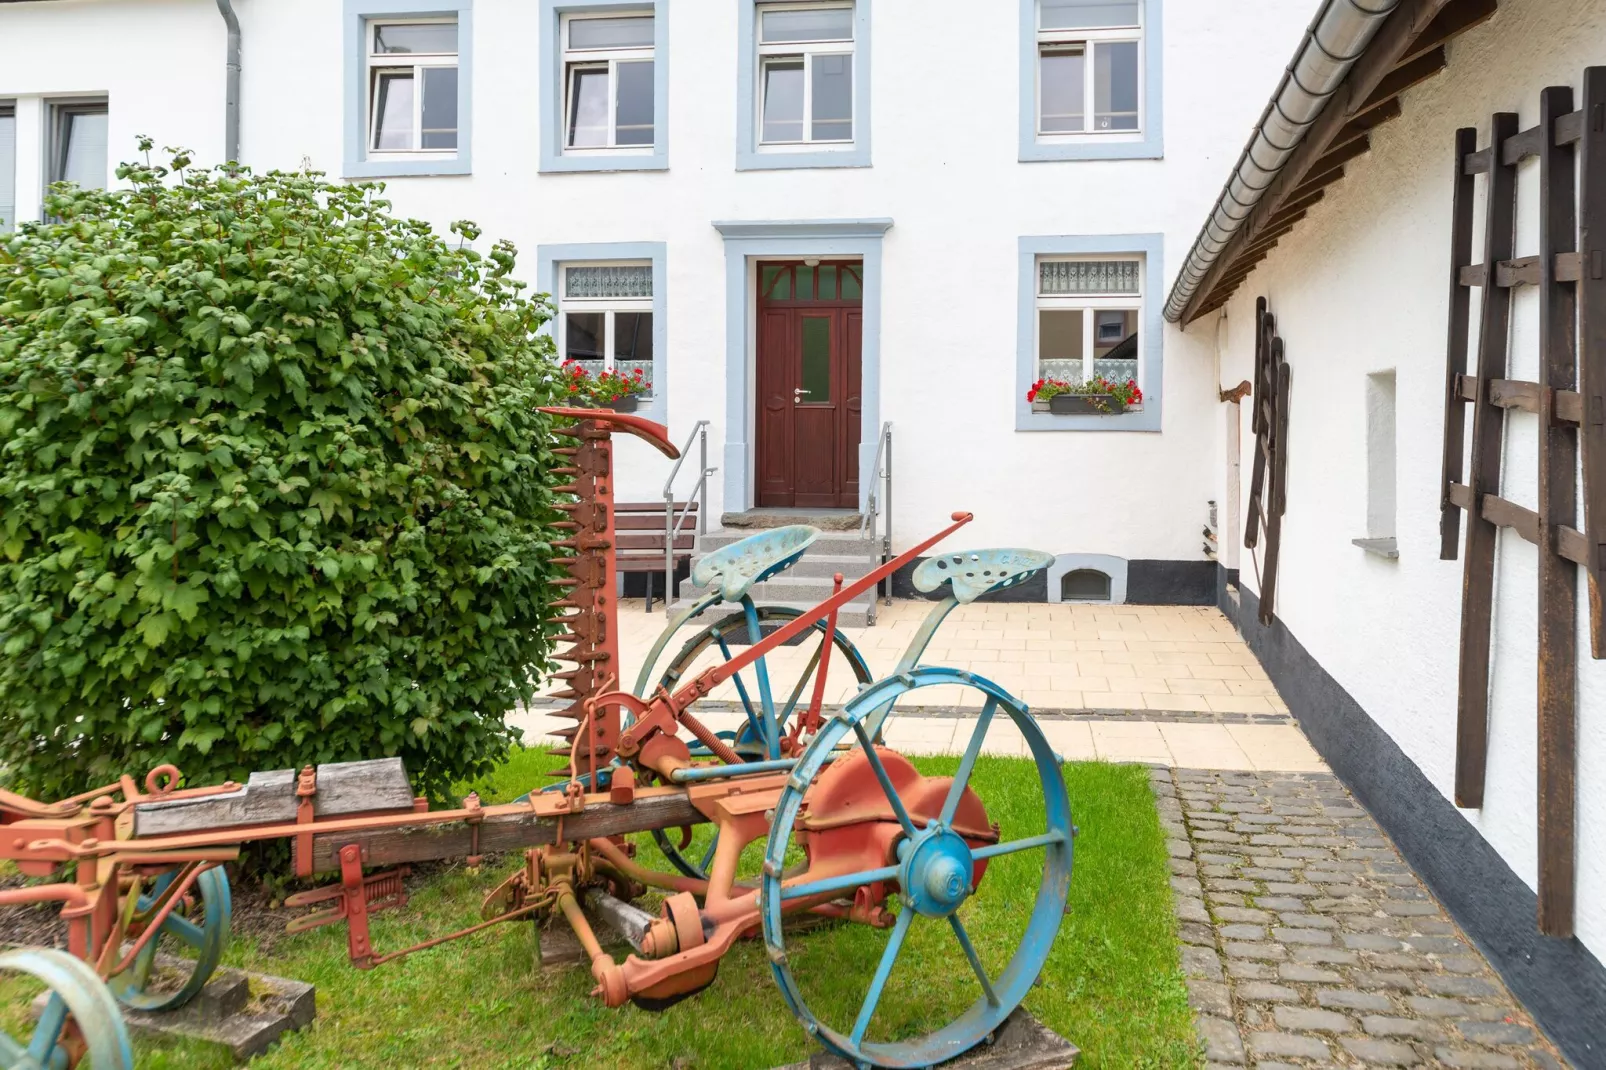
[2, 756, 1196, 1069]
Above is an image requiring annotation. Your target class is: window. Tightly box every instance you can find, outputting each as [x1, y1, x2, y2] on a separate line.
[0, 103, 15, 233]
[1365, 370, 1397, 540]
[48, 100, 109, 191]
[366, 19, 458, 155]
[1036, 258, 1141, 388]
[757, 3, 854, 148]
[561, 13, 655, 152]
[736, 0, 868, 169]
[558, 263, 654, 398]
[1061, 569, 1112, 602]
[1036, 0, 1140, 135]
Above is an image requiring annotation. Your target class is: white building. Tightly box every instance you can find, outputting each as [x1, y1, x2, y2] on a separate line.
[1166, 0, 1606, 1062]
[0, 0, 1321, 608]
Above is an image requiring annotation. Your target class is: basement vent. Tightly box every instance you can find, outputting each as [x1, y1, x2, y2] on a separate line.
[1060, 569, 1112, 603]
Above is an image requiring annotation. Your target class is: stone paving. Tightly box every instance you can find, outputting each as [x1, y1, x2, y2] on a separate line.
[1150, 768, 1567, 1069]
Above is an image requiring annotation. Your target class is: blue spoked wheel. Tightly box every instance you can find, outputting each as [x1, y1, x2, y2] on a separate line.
[648, 605, 874, 880]
[0, 947, 133, 1070]
[759, 668, 1073, 1070]
[107, 865, 231, 1012]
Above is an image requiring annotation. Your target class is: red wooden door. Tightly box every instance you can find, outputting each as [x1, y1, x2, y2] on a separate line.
[755, 262, 863, 509]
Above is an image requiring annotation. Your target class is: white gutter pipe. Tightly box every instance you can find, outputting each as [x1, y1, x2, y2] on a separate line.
[216, 0, 241, 164]
[1163, 0, 1399, 323]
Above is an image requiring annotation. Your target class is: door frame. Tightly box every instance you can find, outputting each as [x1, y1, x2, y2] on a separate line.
[714, 218, 891, 514]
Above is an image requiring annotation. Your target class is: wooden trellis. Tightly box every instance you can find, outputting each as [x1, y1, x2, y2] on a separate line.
[1438, 68, 1606, 938]
[1245, 297, 1291, 626]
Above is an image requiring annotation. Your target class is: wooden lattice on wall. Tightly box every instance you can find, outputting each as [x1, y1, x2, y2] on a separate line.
[1438, 67, 1606, 938]
[1246, 297, 1291, 626]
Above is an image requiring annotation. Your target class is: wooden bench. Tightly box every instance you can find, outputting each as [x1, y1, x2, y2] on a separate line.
[615, 501, 699, 611]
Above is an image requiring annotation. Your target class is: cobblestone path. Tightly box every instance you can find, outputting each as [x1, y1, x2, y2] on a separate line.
[1150, 768, 1567, 1069]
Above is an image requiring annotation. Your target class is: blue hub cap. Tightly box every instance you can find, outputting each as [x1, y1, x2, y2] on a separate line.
[899, 825, 973, 918]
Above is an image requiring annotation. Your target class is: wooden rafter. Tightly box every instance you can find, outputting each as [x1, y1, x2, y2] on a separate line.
[1180, 0, 1495, 323]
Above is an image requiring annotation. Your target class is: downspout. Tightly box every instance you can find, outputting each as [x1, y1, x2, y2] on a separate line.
[1163, 0, 1400, 323]
[216, 0, 241, 165]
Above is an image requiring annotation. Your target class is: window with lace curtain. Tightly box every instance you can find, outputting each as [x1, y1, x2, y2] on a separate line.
[1036, 256, 1141, 393]
[558, 263, 655, 398]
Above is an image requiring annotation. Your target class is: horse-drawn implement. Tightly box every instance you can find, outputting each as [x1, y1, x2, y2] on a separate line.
[1, 410, 1070, 1070]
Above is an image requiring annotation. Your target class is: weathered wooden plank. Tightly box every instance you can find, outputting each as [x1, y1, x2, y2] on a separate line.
[1354, 48, 1448, 120]
[1259, 349, 1292, 627]
[1245, 298, 1271, 553]
[1559, 526, 1591, 567]
[1502, 124, 1545, 164]
[1464, 147, 1492, 175]
[134, 758, 415, 837]
[300, 791, 706, 874]
[1556, 250, 1583, 283]
[1499, 256, 1542, 287]
[1536, 84, 1578, 938]
[1442, 127, 1479, 559]
[1481, 494, 1540, 545]
[1455, 112, 1519, 810]
[1400, 0, 1498, 65]
[1580, 67, 1606, 658]
[1555, 108, 1583, 146]
[1447, 482, 1475, 511]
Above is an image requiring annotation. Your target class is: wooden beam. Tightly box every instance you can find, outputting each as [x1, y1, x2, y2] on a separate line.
[1331, 99, 1404, 151]
[1306, 136, 1372, 177]
[1264, 190, 1326, 233]
[1580, 67, 1606, 658]
[1287, 165, 1347, 205]
[1353, 48, 1449, 121]
[1535, 83, 1578, 937]
[1399, 0, 1499, 64]
[1455, 112, 1519, 811]
[1441, 127, 1478, 558]
[1180, 0, 1472, 324]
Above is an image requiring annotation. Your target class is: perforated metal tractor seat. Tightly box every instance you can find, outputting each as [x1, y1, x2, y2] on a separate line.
[912, 548, 1055, 604]
[690, 524, 820, 602]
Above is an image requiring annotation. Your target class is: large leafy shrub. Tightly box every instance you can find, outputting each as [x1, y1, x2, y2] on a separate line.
[0, 146, 564, 800]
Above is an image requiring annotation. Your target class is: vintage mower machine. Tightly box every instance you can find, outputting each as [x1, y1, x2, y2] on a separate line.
[0, 410, 1072, 1070]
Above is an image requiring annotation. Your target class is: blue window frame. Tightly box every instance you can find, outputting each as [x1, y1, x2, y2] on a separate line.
[737, 1, 872, 171]
[537, 242, 668, 423]
[539, 0, 669, 173]
[1019, 0, 1162, 162]
[1016, 234, 1164, 432]
[344, 0, 474, 178]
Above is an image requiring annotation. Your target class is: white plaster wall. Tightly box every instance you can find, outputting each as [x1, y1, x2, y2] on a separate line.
[1207, 0, 1606, 961]
[0, 0, 1315, 557]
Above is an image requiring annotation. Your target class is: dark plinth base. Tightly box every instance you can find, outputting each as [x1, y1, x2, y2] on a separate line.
[771, 1008, 1079, 1070]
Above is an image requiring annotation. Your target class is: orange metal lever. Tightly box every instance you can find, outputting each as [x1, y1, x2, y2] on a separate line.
[538, 406, 680, 460]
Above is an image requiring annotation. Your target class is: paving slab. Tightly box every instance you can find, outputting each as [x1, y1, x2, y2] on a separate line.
[769, 1008, 1077, 1069]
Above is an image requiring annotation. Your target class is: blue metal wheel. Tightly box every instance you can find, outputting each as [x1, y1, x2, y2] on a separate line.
[759, 667, 1073, 1069]
[0, 947, 134, 1070]
[647, 605, 874, 880]
[108, 865, 231, 1012]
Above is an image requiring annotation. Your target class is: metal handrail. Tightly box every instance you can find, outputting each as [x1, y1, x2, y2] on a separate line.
[662, 420, 715, 614]
[859, 422, 892, 624]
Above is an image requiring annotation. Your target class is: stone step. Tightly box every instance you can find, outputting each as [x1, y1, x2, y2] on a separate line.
[696, 528, 879, 558]
[668, 599, 873, 629]
[720, 510, 862, 531]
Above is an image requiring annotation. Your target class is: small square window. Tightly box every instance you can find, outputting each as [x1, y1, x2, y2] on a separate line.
[366, 18, 459, 155]
[756, 2, 855, 149]
[562, 13, 656, 153]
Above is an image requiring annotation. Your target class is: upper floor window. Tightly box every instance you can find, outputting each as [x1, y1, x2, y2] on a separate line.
[366, 19, 459, 155]
[562, 13, 655, 151]
[0, 103, 15, 233]
[757, 3, 854, 149]
[559, 263, 655, 399]
[1036, 257, 1141, 392]
[1036, 0, 1141, 136]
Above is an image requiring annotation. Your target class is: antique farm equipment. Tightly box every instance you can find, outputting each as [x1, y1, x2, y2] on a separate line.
[0, 409, 1070, 1069]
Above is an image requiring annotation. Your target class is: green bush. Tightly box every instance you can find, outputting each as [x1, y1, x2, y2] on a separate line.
[0, 144, 565, 800]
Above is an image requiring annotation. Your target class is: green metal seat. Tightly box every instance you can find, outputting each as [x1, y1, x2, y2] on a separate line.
[912, 548, 1055, 604]
[690, 524, 819, 602]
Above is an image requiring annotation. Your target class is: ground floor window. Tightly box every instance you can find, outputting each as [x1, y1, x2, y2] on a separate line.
[558, 262, 654, 397]
[1035, 256, 1141, 390]
[48, 99, 108, 191]
[0, 102, 15, 233]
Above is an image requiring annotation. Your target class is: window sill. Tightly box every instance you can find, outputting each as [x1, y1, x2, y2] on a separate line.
[540, 151, 667, 174]
[1352, 537, 1399, 559]
[1016, 406, 1158, 432]
[1019, 135, 1162, 163]
[344, 156, 472, 178]
[737, 146, 870, 171]
[1030, 400, 1144, 415]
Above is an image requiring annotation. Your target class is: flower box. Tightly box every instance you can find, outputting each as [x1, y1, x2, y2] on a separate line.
[1048, 393, 1126, 415]
[607, 393, 641, 413]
